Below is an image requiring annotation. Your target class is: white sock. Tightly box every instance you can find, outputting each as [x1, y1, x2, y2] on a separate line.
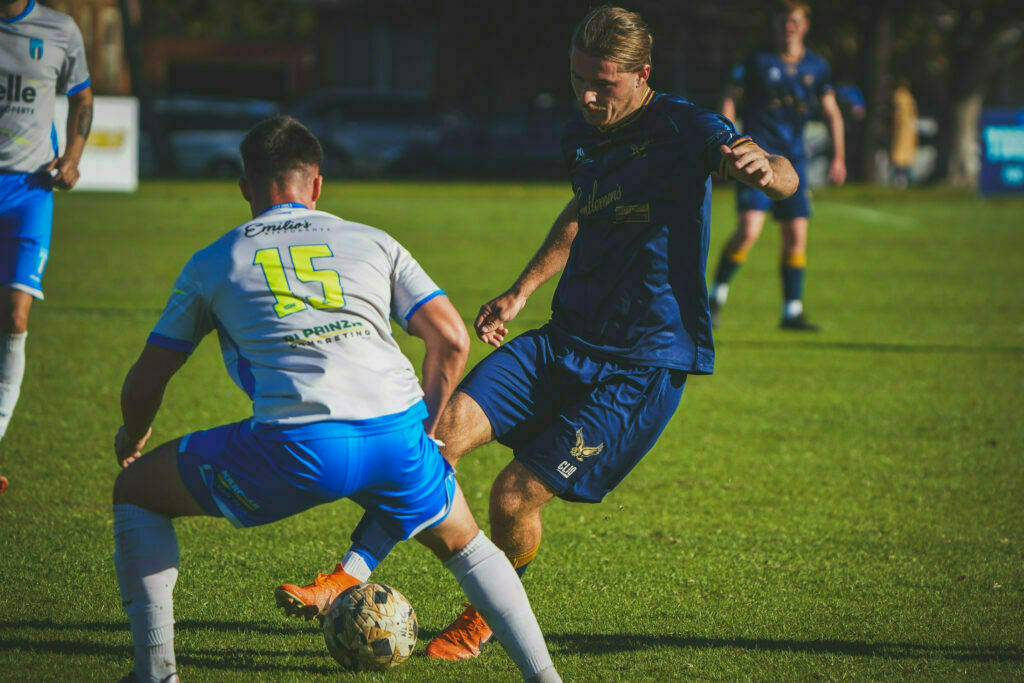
[0, 331, 27, 440]
[783, 299, 803, 319]
[341, 550, 372, 582]
[443, 531, 558, 681]
[711, 283, 729, 305]
[113, 504, 179, 683]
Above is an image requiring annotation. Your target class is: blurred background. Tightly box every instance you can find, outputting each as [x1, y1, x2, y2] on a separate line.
[47, 0, 1024, 190]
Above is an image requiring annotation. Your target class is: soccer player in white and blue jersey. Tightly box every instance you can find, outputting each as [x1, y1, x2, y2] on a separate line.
[0, 0, 92, 475]
[111, 116, 559, 683]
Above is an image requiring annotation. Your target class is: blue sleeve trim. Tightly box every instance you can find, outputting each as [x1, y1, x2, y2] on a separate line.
[50, 123, 58, 157]
[404, 289, 445, 321]
[66, 78, 91, 96]
[147, 332, 195, 354]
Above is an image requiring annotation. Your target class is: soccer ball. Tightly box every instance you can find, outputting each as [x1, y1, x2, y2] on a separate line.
[321, 582, 418, 671]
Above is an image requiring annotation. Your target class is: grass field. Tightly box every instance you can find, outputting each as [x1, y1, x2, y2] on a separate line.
[1, 181, 1022, 681]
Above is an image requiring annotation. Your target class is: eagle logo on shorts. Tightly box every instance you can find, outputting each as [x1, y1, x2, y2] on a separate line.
[569, 427, 604, 462]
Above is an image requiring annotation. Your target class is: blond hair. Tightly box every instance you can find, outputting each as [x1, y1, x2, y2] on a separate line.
[778, 0, 811, 18]
[571, 5, 652, 72]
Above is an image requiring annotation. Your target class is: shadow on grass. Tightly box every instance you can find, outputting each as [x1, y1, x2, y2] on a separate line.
[544, 633, 1022, 663]
[719, 339, 1024, 354]
[2, 620, 1020, 667]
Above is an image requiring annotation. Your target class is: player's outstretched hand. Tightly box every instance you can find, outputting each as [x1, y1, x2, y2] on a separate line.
[829, 157, 847, 185]
[115, 425, 152, 468]
[720, 144, 774, 188]
[475, 290, 527, 348]
[45, 155, 81, 191]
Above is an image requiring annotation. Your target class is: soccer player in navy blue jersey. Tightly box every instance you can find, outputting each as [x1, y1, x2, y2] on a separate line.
[410, 6, 798, 659]
[710, 0, 846, 331]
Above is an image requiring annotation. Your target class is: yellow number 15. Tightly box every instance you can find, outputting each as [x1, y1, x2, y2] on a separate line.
[253, 245, 346, 318]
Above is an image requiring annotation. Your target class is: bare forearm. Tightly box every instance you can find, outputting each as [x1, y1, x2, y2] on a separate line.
[420, 347, 468, 436]
[509, 198, 578, 299]
[828, 111, 845, 162]
[721, 97, 737, 124]
[120, 363, 167, 442]
[64, 93, 93, 163]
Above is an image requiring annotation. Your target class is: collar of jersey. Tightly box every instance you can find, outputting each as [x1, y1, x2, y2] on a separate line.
[258, 202, 308, 216]
[0, 0, 35, 24]
[597, 87, 655, 133]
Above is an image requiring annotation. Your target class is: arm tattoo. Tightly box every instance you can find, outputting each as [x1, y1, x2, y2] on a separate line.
[76, 103, 93, 140]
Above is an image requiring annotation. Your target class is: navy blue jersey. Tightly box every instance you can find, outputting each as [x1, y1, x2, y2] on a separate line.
[730, 49, 832, 159]
[553, 90, 750, 374]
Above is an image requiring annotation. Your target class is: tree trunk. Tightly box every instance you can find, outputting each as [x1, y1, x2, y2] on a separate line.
[947, 91, 984, 187]
[861, 8, 892, 183]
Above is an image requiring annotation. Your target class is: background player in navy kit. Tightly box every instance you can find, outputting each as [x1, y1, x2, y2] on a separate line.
[709, 0, 846, 331]
[0, 0, 92, 484]
[404, 6, 799, 659]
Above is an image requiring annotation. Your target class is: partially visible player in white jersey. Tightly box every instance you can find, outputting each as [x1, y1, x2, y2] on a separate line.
[0, 0, 92, 489]
[111, 116, 560, 683]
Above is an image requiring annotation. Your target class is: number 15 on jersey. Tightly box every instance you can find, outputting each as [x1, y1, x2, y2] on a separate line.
[253, 244, 346, 318]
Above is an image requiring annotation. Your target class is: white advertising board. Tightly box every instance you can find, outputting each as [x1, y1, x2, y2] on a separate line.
[53, 95, 138, 192]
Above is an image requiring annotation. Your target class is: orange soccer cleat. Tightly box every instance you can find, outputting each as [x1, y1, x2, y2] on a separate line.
[274, 564, 361, 621]
[425, 603, 493, 660]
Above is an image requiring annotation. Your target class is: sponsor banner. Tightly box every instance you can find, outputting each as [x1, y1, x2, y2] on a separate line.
[980, 109, 1024, 195]
[54, 95, 138, 192]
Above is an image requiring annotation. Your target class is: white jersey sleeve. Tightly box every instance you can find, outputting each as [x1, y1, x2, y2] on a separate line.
[390, 240, 444, 332]
[148, 257, 215, 353]
[57, 17, 89, 96]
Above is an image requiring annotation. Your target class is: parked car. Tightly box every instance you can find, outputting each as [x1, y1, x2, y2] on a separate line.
[395, 105, 573, 178]
[140, 96, 279, 177]
[286, 91, 441, 176]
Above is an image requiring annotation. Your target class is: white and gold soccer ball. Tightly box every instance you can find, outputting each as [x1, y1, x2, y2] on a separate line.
[321, 582, 418, 671]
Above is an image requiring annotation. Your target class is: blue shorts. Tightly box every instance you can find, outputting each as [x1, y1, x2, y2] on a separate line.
[735, 159, 811, 220]
[177, 408, 455, 562]
[459, 324, 686, 503]
[0, 173, 53, 299]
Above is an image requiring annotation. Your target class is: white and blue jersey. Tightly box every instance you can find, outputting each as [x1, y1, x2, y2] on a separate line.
[149, 204, 444, 425]
[151, 204, 453, 565]
[1, 0, 90, 298]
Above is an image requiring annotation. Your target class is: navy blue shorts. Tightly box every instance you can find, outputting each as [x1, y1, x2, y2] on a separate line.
[0, 173, 53, 299]
[459, 325, 686, 503]
[735, 158, 811, 220]
[177, 411, 455, 563]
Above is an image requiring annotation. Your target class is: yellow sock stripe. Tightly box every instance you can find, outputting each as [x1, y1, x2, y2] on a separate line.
[727, 247, 749, 263]
[784, 252, 807, 268]
[719, 136, 756, 178]
[507, 542, 540, 569]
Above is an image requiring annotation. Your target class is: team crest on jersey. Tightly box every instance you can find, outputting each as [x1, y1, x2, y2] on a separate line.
[768, 66, 782, 81]
[574, 147, 593, 165]
[29, 39, 43, 61]
[630, 140, 651, 159]
[569, 427, 604, 462]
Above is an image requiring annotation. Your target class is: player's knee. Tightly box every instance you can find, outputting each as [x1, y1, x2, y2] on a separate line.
[490, 466, 547, 521]
[1, 305, 29, 334]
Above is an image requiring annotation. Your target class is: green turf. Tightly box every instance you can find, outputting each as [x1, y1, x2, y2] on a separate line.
[1, 181, 1021, 681]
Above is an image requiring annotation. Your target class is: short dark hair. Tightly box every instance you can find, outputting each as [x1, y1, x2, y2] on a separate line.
[240, 115, 322, 185]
